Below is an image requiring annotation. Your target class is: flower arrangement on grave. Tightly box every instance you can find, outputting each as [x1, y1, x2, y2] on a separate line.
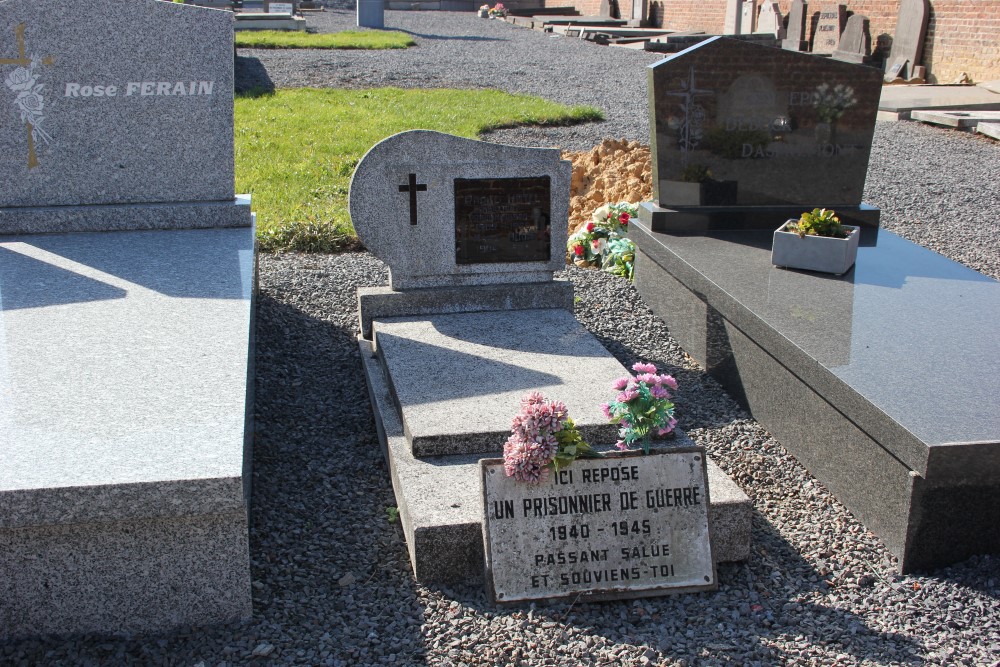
[812, 83, 857, 124]
[478, 4, 490, 16]
[567, 202, 638, 280]
[488, 3, 508, 17]
[784, 208, 848, 238]
[503, 392, 598, 484]
[602, 362, 678, 454]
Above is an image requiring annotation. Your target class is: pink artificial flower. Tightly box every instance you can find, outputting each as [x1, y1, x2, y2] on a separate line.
[615, 440, 628, 451]
[637, 373, 658, 385]
[632, 362, 657, 374]
[617, 389, 639, 403]
[521, 391, 546, 407]
[611, 376, 629, 391]
[601, 402, 612, 419]
[659, 375, 678, 390]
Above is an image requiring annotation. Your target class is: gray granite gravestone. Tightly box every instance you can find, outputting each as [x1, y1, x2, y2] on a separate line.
[781, 0, 808, 51]
[350, 130, 570, 290]
[811, 4, 846, 55]
[351, 131, 753, 587]
[755, 2, 785, 39]
[832, 14, 872, 64]
[886, 0, 929, 81]
[0, 0, 251, 233]
[640, 36, 882, 233]
[0, 0, 255, 640]
[723, 0, 744, 35]
[357, 0, 384, 28]
[738, 0, 758, 35]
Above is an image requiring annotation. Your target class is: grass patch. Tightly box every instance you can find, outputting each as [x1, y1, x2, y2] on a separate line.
[235, 29, 415, 50]
[235, 88, 603, 252]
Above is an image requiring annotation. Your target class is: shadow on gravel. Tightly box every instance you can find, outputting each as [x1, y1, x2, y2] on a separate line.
[252, 291, 429, 664]
[393, 29, 508, 42]
[235, 55, 276, 95]
[428, 508, 924, 665]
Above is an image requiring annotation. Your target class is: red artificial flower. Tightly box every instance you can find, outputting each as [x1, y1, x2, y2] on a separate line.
[586, 222, 595, 232]
[573, 244, 584, 256]
[619, 212, 630, 225]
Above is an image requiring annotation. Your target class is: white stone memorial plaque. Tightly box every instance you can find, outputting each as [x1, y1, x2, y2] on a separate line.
[481, 449, 716, 604]
[269, 3, 294, 13]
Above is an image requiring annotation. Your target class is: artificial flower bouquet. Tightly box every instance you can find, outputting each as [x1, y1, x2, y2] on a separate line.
[488, 3, 508, 17]
[567, 202, 639, 281]
[602, 362, 678, 454]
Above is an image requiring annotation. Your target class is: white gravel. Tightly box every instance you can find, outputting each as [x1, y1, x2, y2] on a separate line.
[4, 8, 999, 667]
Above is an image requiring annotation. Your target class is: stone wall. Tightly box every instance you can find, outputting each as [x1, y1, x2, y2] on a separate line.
[543, 0, 1000, 85]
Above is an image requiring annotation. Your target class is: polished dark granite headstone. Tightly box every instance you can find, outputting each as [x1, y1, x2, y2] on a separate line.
[642, 36, 882, 232]
[630, 218, 1000, 571]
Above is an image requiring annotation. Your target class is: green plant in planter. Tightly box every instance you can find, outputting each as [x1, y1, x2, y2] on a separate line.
[786, 208, 848, 239]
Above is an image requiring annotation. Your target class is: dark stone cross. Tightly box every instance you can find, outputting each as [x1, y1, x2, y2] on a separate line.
[398, 173, 427, 225]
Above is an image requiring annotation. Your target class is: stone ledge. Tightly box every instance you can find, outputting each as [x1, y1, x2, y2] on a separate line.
[0, 196, 253, 235]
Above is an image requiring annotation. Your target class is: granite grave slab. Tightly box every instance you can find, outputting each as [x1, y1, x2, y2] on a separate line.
[977, 122, 1000, 141]
[629, 217, 1000, 572]
[641, 36, 882, 232]
[351, 131, 752, 588]
[910, 109, 1000, 130]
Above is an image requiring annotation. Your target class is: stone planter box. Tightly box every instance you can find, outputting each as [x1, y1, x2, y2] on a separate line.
[771, 221, 860, 275]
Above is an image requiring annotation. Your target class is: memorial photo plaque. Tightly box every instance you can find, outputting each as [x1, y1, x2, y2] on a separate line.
[482, 449, 716, 604]
[454, 177, 551, 265]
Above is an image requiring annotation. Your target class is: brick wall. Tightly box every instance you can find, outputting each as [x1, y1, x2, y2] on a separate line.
[543, 0, 1000, 84]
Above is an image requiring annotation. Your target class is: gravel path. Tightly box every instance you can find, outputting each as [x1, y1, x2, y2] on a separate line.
[5, 10, 1000, 667]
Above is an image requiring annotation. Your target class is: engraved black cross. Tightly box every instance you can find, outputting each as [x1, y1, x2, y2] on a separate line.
[398, 173, 427, 226]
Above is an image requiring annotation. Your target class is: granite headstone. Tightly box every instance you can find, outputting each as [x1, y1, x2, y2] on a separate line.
[886, 0, 929, 81]
[723, 0, 744, 35]
[832, 14, 872, 64]
[349, 130, 570, 290]
[811, 4, 846, 55]
[755, 2, 785, 39]
[738, 0, 758, 35]
[641, 36, 883, 232]
[781, 0, 808, 51]
[0, 0, 250, 233]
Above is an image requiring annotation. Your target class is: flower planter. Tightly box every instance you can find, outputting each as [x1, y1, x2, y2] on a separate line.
[771, 220, 860, 275]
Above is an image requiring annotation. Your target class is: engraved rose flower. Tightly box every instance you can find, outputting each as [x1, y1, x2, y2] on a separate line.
[15, 90, 43, 115]
[4, 66, 37, 92]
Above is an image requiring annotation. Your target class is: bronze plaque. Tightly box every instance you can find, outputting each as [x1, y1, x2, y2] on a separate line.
[454, 177, 551, 264]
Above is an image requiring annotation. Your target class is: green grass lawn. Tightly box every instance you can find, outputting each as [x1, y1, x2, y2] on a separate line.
[235, 29, 415, 50]
[235, 88, 602, 252]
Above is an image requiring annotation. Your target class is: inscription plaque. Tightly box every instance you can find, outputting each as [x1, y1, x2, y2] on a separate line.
[482, 449, 716, 604]
[454, 177, 551, 265]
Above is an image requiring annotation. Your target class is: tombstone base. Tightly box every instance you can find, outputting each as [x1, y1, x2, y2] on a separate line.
[359, 337, 753, 584]
[639, 201, 881, 236]
[781, 38, 808, 51]
[832, 51, 873, 65]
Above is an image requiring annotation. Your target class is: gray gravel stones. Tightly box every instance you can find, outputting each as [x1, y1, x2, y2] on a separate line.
[4, 10, 1000, 667]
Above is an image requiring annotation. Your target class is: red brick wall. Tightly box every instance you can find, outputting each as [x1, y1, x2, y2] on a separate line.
[543, 0, 1000, 84]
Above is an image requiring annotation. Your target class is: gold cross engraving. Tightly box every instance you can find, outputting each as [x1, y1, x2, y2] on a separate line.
[2, 24, 55, 169]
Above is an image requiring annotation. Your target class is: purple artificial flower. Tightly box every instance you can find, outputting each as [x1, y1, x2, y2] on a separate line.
[650, 385, 671, 400]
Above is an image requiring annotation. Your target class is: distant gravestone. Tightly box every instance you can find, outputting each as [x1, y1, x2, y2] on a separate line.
[723, 0, 744, 34]
[738, 0, 757, 35]
[357, 0, 384, 28]
[641, 36, 883, 232]
[886, 0, 929, 81]
[812, 4, 846, 55]
[0, 0, 250, 233]
[349, 130, 570, 290]
[482, 450, 716, 604]
[832, 14, 872, 64]
[755, 2, 785, 38]
[782, 0, 808, 51]
[264, 0, 296, 13]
